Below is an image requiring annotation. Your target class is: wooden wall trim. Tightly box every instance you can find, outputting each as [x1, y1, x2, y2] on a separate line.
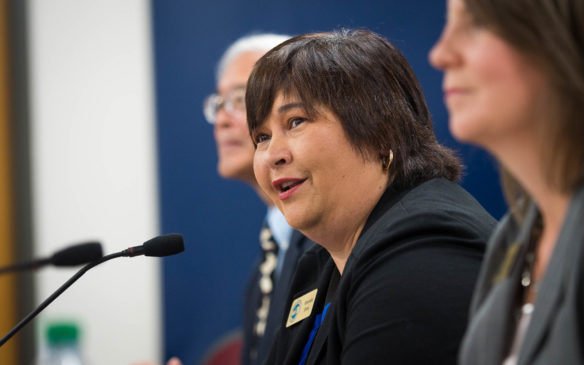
[0, 0, 18, 361]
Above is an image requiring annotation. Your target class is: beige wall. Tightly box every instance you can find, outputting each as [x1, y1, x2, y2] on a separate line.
[27, 0, 161, 363]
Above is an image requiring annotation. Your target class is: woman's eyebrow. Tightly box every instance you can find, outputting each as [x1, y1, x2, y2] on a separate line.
[277, 102, 305, 114]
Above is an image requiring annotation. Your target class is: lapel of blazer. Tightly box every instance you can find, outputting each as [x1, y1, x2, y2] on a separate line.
[304, 303, 333, 364]
[280, 230, 313, 290]
[303, 186, 410, 364]
[471, 266, 523, 365]
[303, 264, 337, 364]
[477, 212, 535, 365]
[459, 202, 538, 365]
[518, 187, 584, 364]
[302, 188, 406, 364]
[279, 255, 333, 365]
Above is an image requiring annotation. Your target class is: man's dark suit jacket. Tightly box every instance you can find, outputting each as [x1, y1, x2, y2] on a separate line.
[265, 178, 496, 365]
[241, 227, 314, 365]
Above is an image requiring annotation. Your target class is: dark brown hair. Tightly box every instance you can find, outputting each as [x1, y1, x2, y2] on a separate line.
[465, 0, 584, 201]
[246, 29, 461, 191]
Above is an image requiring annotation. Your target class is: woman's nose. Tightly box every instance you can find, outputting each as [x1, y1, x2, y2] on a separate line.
[429, 30, 459, 70]
[265, 134, 292, 168]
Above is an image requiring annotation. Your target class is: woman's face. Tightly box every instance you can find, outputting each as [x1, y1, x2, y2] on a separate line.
[429, 0, 549, 152]
[252, 93, 388, 235]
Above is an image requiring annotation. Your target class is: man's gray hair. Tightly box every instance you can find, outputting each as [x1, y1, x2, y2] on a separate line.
[216, 33, 290, 82]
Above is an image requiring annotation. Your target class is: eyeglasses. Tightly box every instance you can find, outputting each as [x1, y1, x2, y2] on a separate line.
[202, 87, 246, 124]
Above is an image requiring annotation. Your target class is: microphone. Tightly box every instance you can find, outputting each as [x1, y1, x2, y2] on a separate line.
[0, 241, 103, 275]
[0, 233, 185, 347]
[122, 233, 185, 257]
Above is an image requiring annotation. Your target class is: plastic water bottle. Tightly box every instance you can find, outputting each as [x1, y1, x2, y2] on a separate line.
[44, 322, 84, 365]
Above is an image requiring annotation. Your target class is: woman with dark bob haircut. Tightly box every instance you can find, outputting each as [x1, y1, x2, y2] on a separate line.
[247, 29, 496, 364]
[431, 0, 584, 364]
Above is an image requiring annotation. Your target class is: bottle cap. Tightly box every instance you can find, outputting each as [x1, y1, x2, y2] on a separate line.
[47, 322, 79, 345]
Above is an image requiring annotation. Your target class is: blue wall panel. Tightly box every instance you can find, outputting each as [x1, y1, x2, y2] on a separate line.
[151, 1, 507, 363]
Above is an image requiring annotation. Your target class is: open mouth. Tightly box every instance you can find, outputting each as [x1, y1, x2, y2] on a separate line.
[274, 178, 307, 193]
[280, 180, 304, 192]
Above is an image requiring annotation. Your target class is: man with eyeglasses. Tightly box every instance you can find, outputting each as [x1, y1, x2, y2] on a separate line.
[203, 33, 314, 365]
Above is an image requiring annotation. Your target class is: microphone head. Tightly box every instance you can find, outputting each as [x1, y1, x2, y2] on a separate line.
[51, 242, 103, 266]
[143, 234, 184, 257]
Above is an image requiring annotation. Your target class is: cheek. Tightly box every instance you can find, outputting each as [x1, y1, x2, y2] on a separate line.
[308, 138, 352, 185]
[478, 49, 544, 116]
[253, 154, 270, 190]
[473, 38, 537, 101]
[451, 50, 526, 134]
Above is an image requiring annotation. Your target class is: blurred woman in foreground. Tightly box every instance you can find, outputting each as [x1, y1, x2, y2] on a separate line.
[247, 29, 496, 364]
[430, 0, 584, 363]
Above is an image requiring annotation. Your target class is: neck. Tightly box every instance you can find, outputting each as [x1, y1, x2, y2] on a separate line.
[326, 224, 367, 274]
[499, 149, 570, 240]
[306, 181, 387, 275]
[493, 135, 571, 281]
[307, 214, 370, 275]
[533, 188, 570, 281]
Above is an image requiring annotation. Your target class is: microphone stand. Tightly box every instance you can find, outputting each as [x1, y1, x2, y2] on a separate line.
[0, 251, 123, 347]
[0, 233, 183, 347]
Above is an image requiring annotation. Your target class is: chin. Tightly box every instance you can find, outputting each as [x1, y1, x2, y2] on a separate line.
[277, 205, 300, 227]
[281, 213, 301, 231]
[217, 165, 235, 179]
[282, 206, 318, 235]
[448, 113, 482, 145]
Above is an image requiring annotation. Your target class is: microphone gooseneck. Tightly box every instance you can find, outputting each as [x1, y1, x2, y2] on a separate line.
[0, 233, 184, 347]
[0, 252, 122, 347]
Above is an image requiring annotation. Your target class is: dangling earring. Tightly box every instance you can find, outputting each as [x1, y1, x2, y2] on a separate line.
[382, 150, 394, 172]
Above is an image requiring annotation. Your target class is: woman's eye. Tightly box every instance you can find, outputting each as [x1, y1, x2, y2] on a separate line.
[254, 133, 270, 144]
[289, 117, 307, 129]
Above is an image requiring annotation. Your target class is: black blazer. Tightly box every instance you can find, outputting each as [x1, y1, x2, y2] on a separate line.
[265, 178, 496, 365]
[242, 228, 314, 365]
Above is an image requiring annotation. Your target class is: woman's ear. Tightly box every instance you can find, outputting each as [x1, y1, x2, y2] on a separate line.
[381, 150, 394, 172]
